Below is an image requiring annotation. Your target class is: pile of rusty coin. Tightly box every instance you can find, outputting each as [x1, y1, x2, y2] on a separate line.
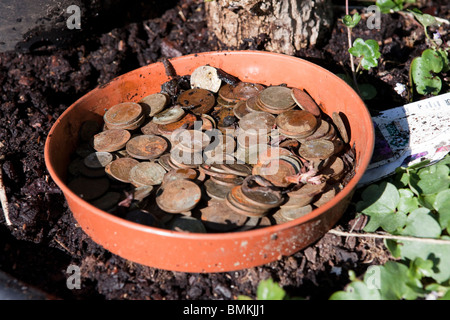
[66, 64, 354, 233]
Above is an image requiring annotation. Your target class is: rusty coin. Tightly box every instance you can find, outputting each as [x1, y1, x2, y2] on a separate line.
[156, 179, 202, 213]
[177, 88, 216, 115]
[299, 139, 335, 160]
[204, 179, 232, 200]
[245, 96, 262, 112]
[84, 151, 113, 169]
[139, 92, 169, 117]
[210, 175, 244, 187]
[105, 157, 140, 183]
[157, 113, 197, 135]
[233, 82, 265, 100]
[152, 106, 185, 125]
[258, 86, 296, 112]
[332, 112, 349, 144]
[200, 200, 248, 232]
[103, 102, 143, 128]
[291, 88, 321, 117]
[238, 111, 275, 133]
[126, 135, 168, 160]
[129, 161, 167, 186]
[278, 204, 313, 221]
[233, 100, 251, 119]
[218, 83, 239, 103]
[275, 110, 318, 138]
[162, 168, 198, 184]
[93, 129, 131, 152]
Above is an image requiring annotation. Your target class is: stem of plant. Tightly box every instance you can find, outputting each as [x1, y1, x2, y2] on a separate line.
[346, 0, 361, 95]
[0, 166, 12, 226]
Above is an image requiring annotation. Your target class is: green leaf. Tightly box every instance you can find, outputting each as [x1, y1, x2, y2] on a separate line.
[349, 38, 381, 70]
[415, 164, 450, 195]
[376, 0, 404, 14]
[256, 279, 286, 300]
[365, 262, 424, 300]
[434, 189, 450, 230]
[387, 238, 450, 283]
[400, 207, 441, 238]
[342, 13, 361, 28]
[411, 49, 445, 95]
[409, 9, 441, 29]
[397, 188, 419, 214]
[357, 182, 407, 232]
[329, 280, 381, 300]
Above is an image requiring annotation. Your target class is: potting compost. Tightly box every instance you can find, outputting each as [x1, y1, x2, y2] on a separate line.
[66, 63, 355, 233]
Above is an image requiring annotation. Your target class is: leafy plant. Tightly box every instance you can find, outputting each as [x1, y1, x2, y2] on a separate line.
[341, 6, 380, 101]
[332, 155, 450, 300]
[348, 38, 381, 71]
[238, 278, 301, 300]
[375, 0, 416, 14]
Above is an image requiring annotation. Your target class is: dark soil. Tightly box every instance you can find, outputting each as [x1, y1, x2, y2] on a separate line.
[0, 0, 448, 300]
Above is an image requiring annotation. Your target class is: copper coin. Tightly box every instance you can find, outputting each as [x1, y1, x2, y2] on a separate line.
[79, 120, 101, 142]
[152, 106, 185, 125]
[320, 155, 345, 180]
[200, 114, 216, 131]
[236, 132, 269, 149]
[200, 200, 248, 232]
[133, 185, 154, 202]
[332, 112, 349, 144]
[313, 185, 337, 207]
[170, 148, 203, 168]
[226, 187, 268, 217]
[90, 191, 121, 211]
[299, 139, 335, 160]
[140, 120, 160, 135]
[219, 163, 252, 176]
[218, 83, 239, 103]
[157, 153, 173, 171]
[105, 157, 140, 183]
[84, 152, 113, 169]
[169, 216, 207, 233]
[278, 205, 313, 221]
[68, 176, 110, 201]
[304, 119, 330, 141]
[93, 129, 131, 152]
[211, 106, 235, 127]
[245, 96, 262, 112]
[258, 86, 296, 111]
[238, 111, 275, 133]
[190, 65, 222, 93]
[157, 113, 197, 135]
[258, 159, 297, 187]
[275, 110, 318, 137]
[204, 179, 232, 200]
[162, 168, 198, 185]
[239, 186, 283, 210]
[139, 92, 169, 117]
[156, 179, 202, 213]
[126, 135, 168, 160]
[174, 130, 211, 153]
[233, 100, 250, 119]
[288, 182, 326, 198]
[291, 88, 321, 117]
[177, 88, 216, 115]
[210, 175, 244, 187]
[103, 102, 143, 128]
[129, 162, 166, 186]
[281, 193, 315, 208]
[233, 82, 265, 100]
[216, 95, 238, 107]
